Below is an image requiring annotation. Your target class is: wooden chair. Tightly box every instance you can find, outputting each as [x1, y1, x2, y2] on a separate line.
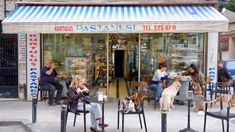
[117, 92, 148, 132]
[66, 93, 89, 132]
[145, 84, 157, 110]
[204, 94, 235, 132]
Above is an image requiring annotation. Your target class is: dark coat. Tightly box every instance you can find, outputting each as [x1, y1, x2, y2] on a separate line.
[218, 67, 231, 82]
[67, 87, 83, 113]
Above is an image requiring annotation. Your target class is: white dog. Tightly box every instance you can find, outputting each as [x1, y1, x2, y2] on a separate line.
[122, 98, 136, 113]
[160, 76, 181, 112]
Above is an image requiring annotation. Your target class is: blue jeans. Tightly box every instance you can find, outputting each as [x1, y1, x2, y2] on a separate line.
[77, 102, 102, 129]
[150, 84, 162, 100]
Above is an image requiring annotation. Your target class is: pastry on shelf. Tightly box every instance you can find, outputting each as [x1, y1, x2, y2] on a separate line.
[75, 69, 85, 74]
[156, 54, 166, 64]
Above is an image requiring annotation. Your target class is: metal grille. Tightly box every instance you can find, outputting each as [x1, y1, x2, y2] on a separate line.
[0, 34, 18, 98]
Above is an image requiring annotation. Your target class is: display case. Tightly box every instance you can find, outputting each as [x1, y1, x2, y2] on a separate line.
[166, 34, 200, 72]
[168, 44, 199, 71]
[65, 57, 87, 81]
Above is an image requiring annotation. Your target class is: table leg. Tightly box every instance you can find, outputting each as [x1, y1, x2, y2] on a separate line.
[179, 100, 197, 132]
[102, 102, 104, 132]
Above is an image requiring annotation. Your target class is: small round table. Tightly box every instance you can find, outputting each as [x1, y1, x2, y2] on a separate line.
[91, 96, 116, 132]
[179, 95, 204, 132]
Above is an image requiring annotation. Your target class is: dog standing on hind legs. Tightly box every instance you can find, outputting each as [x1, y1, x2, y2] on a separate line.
[160, 75, 182, 112]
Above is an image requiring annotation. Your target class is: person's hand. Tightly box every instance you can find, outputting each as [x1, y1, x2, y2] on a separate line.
[51, 63, 55, 69]
[57, 75, 63, 79]
[81, 87, 89, 92]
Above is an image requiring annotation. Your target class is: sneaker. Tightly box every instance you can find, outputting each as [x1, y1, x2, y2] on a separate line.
[196, 111, 204, 116]
[155, 97, 159, 102]
[98, 123, 109, 127]
[54, 99, 60, 105]
[90, 127, 101, 132]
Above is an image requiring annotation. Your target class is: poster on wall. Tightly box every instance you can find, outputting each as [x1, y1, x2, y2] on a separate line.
[27, 34, 40, 98]
[219, 37, 229, 51]
[18, 34, 27, 64]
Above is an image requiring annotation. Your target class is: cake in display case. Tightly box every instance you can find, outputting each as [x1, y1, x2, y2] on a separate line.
[65, 57, 87, 80]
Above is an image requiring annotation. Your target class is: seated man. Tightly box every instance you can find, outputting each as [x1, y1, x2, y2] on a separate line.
[218, 60, 232, 85]
[41, 59, 63, 105]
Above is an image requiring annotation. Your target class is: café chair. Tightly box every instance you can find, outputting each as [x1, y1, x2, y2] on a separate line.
[145, 84, 157, 110]
[66, 93, 89, 132]
[203, 94, 235, 132]
[214, 82, 232, 99]
[37, 77, 51, 102]
[203, 77, 214, 101]
[117, 96, 148, 132]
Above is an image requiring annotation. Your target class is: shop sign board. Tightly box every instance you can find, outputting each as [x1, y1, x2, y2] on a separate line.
[51, 23, 226, 33]
[53, 24, 177, 33]
[27, 34, 40, 98]
[18, 34, 27, 64]
[2, 21, 228, 33]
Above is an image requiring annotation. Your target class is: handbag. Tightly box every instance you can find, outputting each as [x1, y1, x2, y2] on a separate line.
[80, 92, 91, 104]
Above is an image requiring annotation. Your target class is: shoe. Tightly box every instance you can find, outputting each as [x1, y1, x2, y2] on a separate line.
[90, 127, 101, 132]
[98, 123, 109, 127]
[48, 102, 56, 106]
[54, 99, 60, 105]
[155, 98, 159, 102]
[196, 111, 204, 116]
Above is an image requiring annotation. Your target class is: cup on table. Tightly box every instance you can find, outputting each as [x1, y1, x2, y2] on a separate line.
[97, 92, 103, 101]
[187, 90, 194, 99]
[103, 95, 107, 102]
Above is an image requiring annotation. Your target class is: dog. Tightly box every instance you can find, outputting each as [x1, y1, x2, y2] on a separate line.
[122, 97, 136, 113]
[131, 81, 148, 94]
[122, 92, 146, 113]
[160, 76, 181, 112]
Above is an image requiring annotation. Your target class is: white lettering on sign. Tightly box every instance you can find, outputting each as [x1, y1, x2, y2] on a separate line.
[76, 24, 136, 32]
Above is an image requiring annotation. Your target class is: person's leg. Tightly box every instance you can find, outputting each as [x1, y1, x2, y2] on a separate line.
[156, 84, 163, 100]
[51, 82, 63, 102]
[90, 103, 102, 121]
[48, 84, 56, 105]
[77, 103, 99, 129]
[150, 84, 158, 101]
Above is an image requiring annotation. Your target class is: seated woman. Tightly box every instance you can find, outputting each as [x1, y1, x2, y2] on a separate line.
[67, 76, 108, 132]
[183, 64, 205, 116]
[150, 63, 168, 101]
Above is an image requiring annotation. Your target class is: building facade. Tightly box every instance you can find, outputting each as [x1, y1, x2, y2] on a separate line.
[1, 0, 228, 100]
[220, 8, 235, 60]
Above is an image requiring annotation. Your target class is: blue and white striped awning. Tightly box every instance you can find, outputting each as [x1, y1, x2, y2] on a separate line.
[2, 5, 229, 33]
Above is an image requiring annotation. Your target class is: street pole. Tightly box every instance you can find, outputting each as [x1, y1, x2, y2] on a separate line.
[32, 96, 38, 123]
[161, 111, 167, 132]
[61, 105, 67, 132]
[4, 0, 6, 17]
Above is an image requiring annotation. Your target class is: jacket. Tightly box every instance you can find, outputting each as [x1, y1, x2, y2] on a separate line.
[67, 87, 83, 113]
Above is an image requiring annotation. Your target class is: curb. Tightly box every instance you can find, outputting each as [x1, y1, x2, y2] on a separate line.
[0, 119, 41, 132]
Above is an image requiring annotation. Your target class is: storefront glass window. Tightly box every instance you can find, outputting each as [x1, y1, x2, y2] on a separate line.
[140, 33, 204, 81]
[42, 34, 107, 88]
